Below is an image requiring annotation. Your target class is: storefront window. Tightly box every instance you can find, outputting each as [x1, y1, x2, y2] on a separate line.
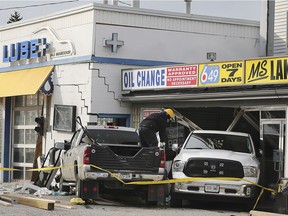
[97, 118, 114, 125]
[15, 96, 25, 107]
[13, 129, 24, 144]
[12, 93, 44, 181]
[25, 148, 35, 163]
[12, 166, 33, 180]
[13, 148, 24, 163]
[14, 111, 25, 125]
[261, 111, 285, 119]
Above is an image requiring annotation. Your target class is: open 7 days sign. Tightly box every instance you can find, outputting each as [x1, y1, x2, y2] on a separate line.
[122, 65, 198, 91]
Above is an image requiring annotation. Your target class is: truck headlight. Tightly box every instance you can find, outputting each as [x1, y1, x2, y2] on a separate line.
[173, 160, 185, 172]
[243, 166, 258, 177]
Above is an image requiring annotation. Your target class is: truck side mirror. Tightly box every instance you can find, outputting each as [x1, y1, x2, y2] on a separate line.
[172, 143, 179, 152]
[55, 142, 71, 151]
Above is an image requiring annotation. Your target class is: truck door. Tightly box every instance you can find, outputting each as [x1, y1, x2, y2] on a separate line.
[260, 119, 285, 189]
[61, 130, 82, 181]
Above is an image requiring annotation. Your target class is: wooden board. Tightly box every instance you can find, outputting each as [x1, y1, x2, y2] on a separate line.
[250, 210, 287, 216]
[55, 203, 77, 209]
[2, 194, 54, 210]
[0, 199, 12, 206]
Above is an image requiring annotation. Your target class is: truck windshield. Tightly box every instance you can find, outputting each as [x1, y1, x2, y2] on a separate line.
[184, 133, 252, 153]
[86, 129, 140, 145]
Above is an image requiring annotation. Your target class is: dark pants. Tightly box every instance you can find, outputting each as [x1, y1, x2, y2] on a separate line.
[139, 127, 158, 147]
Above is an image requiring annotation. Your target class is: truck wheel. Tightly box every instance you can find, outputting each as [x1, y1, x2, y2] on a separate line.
[58, 172, 70, 193]
[146, 200, 158, 206]
[170, 195, 182, 208]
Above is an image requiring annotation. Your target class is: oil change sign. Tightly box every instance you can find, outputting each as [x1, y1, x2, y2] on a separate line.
[198, 61, 243, 87]
[122, 65, 198, 91]
[245, 56, 288, 85]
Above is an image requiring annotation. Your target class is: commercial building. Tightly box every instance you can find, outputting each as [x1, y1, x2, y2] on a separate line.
[0, 2, 259, 183]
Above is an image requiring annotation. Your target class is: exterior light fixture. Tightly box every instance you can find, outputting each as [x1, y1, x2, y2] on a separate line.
[207, 52, 216, 61]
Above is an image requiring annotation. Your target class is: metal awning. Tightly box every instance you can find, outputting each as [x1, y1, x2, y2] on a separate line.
[120, 85, 288, 107]
[0, 66, 54, 97]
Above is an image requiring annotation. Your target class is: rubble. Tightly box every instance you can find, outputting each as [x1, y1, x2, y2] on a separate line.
[0, 181, 75, 210]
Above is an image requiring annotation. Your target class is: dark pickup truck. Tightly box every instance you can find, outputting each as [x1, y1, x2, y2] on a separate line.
[55, 124, 167, 204]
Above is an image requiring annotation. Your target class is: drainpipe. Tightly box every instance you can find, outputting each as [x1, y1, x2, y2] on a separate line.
[184, 0, 192, 14]
[133, 0, 140, 8]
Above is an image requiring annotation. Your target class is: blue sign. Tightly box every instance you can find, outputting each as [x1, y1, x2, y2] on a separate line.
[200, 64, 220, 85]
[3, 38, 48, 63]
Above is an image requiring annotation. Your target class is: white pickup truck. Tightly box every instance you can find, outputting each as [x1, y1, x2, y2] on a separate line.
[55, 119, 167, 204]
[170, 130, 260, 209]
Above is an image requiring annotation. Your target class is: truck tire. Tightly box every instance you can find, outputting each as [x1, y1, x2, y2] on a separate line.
[146, 201, 158, 206]
[57, 172, 70, 193]
[170, 195, 182, 208]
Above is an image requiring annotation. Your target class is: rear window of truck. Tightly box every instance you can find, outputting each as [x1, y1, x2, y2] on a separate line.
[87, 129, 140, 145]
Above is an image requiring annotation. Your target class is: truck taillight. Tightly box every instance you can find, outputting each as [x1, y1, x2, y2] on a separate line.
[83, 147, 90, 164]
[160, 149, 166, 168]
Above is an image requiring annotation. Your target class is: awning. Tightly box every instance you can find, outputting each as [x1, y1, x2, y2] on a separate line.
[0, 66, 54, 97]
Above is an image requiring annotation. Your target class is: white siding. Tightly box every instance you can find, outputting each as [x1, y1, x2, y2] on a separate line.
[274, 0, 288, 55]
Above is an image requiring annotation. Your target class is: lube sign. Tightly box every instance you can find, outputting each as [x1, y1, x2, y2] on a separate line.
[3, 38, 48, 63]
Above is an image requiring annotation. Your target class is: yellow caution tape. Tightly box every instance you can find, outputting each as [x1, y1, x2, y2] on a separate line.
[26, 164, 82, 172]
[23, 164, 274, 192]
[3, 163, 277, 210]
[0, 168, 19, 171]
[27, 166, 63, 171]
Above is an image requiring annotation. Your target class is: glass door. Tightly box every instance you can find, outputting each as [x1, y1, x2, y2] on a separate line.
[260, 119, 285, 188]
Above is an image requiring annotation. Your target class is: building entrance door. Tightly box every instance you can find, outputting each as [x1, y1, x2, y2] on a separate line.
[260, 119, 285, 189]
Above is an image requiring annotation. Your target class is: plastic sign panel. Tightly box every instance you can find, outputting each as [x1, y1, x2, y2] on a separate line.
[122, 65, 198, 91]
[3, 38, 48, 63]
[245, 56, 288, 85]
[142, 109, 161, 119]
[198, 61, 243, 87]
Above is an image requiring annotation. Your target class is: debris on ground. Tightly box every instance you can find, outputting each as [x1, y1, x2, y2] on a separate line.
[69, 197, 85, 205]
[0, 182, 76, 210]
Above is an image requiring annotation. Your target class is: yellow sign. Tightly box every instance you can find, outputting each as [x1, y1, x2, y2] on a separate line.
[198, 61, 243, 87]
[245, 56, 288, 85]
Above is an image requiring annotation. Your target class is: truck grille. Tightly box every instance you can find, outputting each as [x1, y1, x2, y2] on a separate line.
[183, 158, 244, 178]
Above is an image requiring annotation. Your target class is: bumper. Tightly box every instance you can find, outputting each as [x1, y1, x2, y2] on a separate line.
[85, 171, 164, 182]
[173, 181, 257, 199]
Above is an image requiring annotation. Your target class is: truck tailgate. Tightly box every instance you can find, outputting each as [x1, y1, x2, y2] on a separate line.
[89, 145, 161, 172]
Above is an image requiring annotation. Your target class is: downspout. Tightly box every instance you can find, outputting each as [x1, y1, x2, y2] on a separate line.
[184, 0, 192, 14]
[260, 0, 275, 56]
[3, 97, 11, 182]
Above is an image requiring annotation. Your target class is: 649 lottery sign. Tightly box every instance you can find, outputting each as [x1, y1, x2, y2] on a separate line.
[198, 61, 243, 87]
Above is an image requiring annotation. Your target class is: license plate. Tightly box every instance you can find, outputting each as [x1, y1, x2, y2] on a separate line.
[204, 184, 220, 193]
[118, 173, 132, 180]
[95, 172, 109, 178]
